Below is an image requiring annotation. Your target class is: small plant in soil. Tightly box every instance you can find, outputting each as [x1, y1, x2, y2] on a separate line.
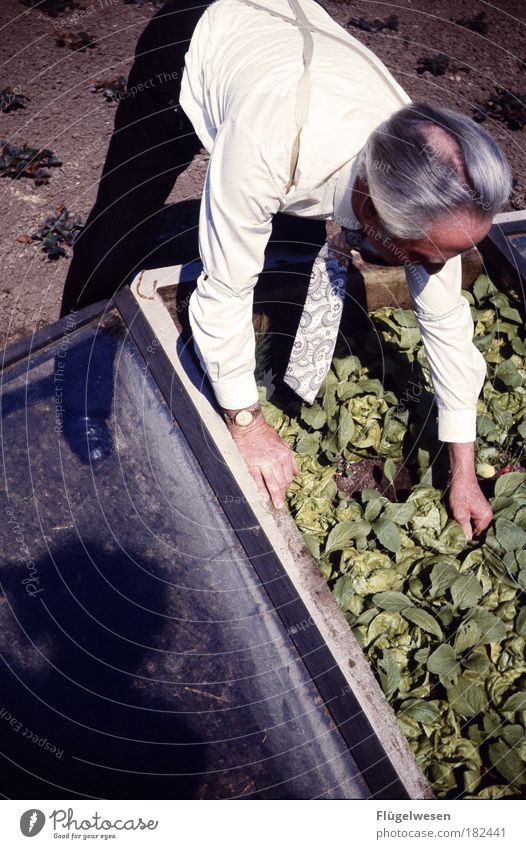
[20, 0, 78, 16]
[453, 11, 489, 35]
[348, 15, 398, 33]
[416, 53, 451, 76]
[0, 141, 62, 185]
[92, 76, 128, 102]
[54, 30, 97, 52]
[20, 205, 84, 260]
[0, 87, 29, 113]
[474, 88, 526, 131]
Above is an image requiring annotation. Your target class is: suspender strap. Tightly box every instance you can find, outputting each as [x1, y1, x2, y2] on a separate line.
[284, 0, 313, 192]
[238, 0, 406, 102]
[237, 0, 405, 192]
[238, 0, 314, 192]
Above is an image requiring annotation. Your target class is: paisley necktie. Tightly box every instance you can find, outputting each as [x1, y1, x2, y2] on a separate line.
[283, 226, 364, 403]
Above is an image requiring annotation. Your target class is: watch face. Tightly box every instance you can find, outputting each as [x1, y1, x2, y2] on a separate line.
[235, 409, 254, 426]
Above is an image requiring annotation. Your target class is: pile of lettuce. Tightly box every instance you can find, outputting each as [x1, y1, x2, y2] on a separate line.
[258, 275, 526, 798]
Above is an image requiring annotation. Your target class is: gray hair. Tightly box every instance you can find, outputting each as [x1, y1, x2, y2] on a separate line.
[356, 102, 513, 239]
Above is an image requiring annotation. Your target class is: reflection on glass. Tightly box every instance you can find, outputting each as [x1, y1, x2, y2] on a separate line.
[509, 231, 526, 262]
[0, 310, 369, 800]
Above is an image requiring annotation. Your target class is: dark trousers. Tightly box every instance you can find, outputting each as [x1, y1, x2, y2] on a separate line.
[59, 0, 325, 318]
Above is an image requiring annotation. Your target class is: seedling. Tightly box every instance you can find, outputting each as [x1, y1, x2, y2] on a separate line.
[26, 205, 84, 260]
[453, 11, 489, 35]
[348, 15, 398, 33]
[416, 53, 450, 76]
[0, 141, 62, 185]
[92, 76, 127, 102]
[0, 87, 29, 113]
[474, 88, 526, 131]
[54, 30, 97, 52]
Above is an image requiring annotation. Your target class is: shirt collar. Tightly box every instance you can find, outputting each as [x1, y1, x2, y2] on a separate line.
[333, 156, 363, 232]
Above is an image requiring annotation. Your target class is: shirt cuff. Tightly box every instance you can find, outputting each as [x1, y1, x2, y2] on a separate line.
[209, 375, 260, 411]
[437, 408, 477, 443]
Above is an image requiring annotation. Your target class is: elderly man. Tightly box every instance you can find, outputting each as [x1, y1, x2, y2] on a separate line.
[60, 0, 512, 539]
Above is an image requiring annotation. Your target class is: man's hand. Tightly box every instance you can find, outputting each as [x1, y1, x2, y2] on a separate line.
[447, 442, 493, 539]
[226, 413, 299, 509]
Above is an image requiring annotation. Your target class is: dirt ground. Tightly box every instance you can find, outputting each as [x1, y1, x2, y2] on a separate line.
[1, 0, 525, 346]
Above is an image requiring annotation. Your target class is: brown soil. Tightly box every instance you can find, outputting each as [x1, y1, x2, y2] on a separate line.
[1, 0, 525, 347]
[334, 457, 413, 499]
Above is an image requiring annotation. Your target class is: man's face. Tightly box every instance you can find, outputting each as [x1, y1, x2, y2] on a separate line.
[364, 213, 492, 276]
[352, 176, 492, 275]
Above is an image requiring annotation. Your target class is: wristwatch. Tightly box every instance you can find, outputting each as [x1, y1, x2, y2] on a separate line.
[222, 402, 262, 427]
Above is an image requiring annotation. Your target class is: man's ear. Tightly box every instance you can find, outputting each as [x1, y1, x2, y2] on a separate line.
[352, 174, 380, 230]
[352, 175, 377, 223]
[360, 194, 378, 227]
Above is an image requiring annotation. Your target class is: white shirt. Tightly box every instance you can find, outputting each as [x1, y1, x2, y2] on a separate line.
[180, 0, 486, 442]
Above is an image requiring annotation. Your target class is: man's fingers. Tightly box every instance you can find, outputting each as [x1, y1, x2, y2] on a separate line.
[261, 465, 288, 509]
[453, 507, 473, 540]
[261, 459, 295, 509]
[472, 506, 493, 536]
[456, 507, 491, 540]
[251, 467, 269, 502]
[230, 420, 298, 509]
[460, 522, 473, 541]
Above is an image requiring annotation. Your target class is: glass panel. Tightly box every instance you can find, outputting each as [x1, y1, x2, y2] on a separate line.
[509, 231, 526, 262]
[0, 310, 368, 799]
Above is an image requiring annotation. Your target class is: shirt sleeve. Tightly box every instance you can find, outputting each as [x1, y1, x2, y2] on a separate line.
[188, 119, 282, 409]
[405, 254, 486, 443]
